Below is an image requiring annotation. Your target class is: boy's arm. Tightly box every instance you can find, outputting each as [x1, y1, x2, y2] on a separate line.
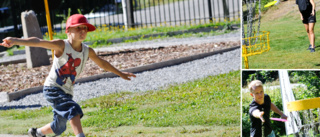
[252, 109, 265, 123]
[0, 37, 64, 56]
[271, 103, 287, 119]
[88, 48, 136, 80]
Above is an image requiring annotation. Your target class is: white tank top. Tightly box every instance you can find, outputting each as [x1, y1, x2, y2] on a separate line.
[44, 39, 89, 95]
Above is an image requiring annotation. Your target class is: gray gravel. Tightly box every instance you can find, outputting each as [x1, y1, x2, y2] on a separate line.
[0, 31, 240, 110]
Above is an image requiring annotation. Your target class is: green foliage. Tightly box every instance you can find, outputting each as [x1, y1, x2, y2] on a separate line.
[242, 70, 278, 86]
[290, 71, 320, 99]
[56, 8, 71, 30]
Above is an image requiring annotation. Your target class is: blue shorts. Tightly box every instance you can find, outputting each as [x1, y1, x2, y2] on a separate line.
[267, 130, 276, 137]
[43, 86, 83, 135]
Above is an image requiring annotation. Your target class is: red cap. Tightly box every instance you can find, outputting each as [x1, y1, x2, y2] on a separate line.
[65, 14, 96, 33]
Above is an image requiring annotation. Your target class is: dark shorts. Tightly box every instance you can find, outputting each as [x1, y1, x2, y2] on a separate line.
[302, 9, 316, 24]
[43, 86, 83, 135]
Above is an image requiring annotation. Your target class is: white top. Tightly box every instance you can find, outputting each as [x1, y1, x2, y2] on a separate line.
[44, 39, 89, 95]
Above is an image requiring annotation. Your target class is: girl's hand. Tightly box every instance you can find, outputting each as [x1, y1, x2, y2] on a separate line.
[120, 72, 136, 80]
[0, 37, 15, 48]
[301, 15, 304, 20]
[311, 10, 315, 16]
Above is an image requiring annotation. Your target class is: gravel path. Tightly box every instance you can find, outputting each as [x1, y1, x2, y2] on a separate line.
[0, 32, 240, 110]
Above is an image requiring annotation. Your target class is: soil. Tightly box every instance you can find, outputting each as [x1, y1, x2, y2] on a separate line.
[0, 41, 240, 93]
[258, 0, 320, 22]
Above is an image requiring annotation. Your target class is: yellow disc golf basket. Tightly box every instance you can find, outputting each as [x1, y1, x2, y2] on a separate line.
[242, 0, 272, 69]
[287, 97, 320, 136]
[242, 31, 270, 69]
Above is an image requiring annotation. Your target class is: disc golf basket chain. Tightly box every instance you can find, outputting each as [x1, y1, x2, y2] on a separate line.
[242, 0, 271, 69]
[287, 97, 320, 137]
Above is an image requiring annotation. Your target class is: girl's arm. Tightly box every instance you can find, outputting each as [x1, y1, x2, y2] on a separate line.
[310, 0, 316, 16]
[271, 103, 287, 119]
[0, 37, 65, 57]
[88, 48, 136, 80]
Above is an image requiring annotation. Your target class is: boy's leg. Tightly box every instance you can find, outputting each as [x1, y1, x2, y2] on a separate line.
[40, 123, 53, 134]
[267, 130, 276, 137]
[70, 114, 84, 136]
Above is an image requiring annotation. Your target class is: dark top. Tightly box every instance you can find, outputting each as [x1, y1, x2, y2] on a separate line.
[249, 94, 272, 137]
[296, 0, 311, 12]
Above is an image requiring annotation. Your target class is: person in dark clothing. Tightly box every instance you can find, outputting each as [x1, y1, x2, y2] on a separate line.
[296, 0, 316, 52]
[248, 80, 287, 137]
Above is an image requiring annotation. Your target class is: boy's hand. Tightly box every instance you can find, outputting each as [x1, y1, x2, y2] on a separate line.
[253, 109, 265, 122]
[281, 114, 288, 120]
[0, 37, 15, 48]
[120, 72, 136, 80]
[258, 111, 265, 123]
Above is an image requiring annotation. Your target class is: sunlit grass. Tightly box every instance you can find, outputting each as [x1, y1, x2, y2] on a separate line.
[0, 71, 240, 136]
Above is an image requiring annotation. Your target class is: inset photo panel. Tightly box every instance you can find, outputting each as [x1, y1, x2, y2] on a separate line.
[242, 70, 320, 137]
[242, 0, 319, 69]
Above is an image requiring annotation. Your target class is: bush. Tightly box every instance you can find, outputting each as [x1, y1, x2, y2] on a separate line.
[290, 71, 320, 99]
[242, 71, 278, 87]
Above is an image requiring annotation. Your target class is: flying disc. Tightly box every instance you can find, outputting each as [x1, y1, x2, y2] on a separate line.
[264, 1, 277, 8]
[270, 118, 287, 122]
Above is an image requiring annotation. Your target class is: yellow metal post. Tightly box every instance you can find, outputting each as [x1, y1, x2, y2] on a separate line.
[243, 46, 249, 69]
[44, 0, 54, 59]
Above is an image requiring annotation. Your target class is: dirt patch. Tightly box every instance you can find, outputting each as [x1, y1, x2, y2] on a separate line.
[259, 0, 320, 22]
[0, 41, 240, 93]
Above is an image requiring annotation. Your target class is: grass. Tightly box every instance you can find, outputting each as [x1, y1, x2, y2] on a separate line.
[0, 71, 240, 136]
[242, 7, 320, 69]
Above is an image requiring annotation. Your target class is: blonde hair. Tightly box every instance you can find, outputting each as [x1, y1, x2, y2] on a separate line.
[248, 80, 263, 93]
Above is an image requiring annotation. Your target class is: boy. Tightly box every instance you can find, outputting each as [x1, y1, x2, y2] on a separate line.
[0, 14, 136, 137]
[248, 80, 287, 137]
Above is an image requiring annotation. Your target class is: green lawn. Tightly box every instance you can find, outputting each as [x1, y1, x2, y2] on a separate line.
[0, 71, 240, 136]
[242, 9, 320, 69]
